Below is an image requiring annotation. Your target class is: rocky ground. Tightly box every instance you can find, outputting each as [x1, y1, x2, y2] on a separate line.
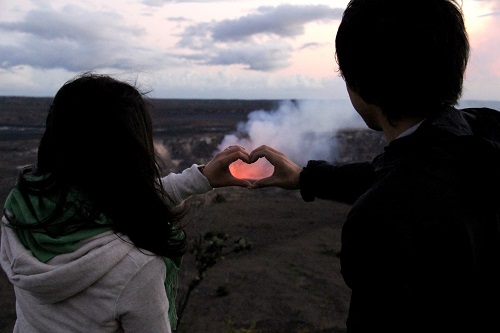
[0, 97, 386, 333]
[173, 187, 353, 333]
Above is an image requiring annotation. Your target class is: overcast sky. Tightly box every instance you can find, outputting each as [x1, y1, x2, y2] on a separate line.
[0, 0, 499, 100]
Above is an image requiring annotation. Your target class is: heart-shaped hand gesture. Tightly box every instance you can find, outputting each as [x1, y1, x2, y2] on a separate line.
[203, 145, 302, 190]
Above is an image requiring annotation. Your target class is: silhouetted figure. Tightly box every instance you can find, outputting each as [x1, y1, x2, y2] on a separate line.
[1, 73, 250, 332]
[250, 1, 500, 332]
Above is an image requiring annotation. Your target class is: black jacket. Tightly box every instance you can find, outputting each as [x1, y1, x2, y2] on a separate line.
[300, 107, 500, 333]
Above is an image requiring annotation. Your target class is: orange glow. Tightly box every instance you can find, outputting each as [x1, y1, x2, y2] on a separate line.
[229, 159, 274, 180]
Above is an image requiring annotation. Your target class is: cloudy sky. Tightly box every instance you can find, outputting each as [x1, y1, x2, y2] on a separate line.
[0, 0, 499, 100]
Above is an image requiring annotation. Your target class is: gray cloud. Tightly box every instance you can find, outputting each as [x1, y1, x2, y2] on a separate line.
[477, 11, 500, 17]
[211, 5, 343, 41]
[176, 4, 342, 72]
[142, 0, 224, 6]
[0, 5, 164, 71]
[0, 5, 143, 42]
[176, 22, 215, 50]
[181, 41, 293, 71]
[167, 16, 191, 23]
[299, 42, 326, 50]
[0, 3, 343, 74]
[209, 44, 292, 71]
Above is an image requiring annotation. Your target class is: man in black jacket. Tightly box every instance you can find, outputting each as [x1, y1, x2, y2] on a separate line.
[249, 0, 500, 332]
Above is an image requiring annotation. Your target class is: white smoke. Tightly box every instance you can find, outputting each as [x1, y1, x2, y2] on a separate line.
[217, 99, 364, 165]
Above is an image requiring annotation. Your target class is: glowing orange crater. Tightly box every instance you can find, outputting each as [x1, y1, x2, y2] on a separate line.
[229, 159, 274, 180]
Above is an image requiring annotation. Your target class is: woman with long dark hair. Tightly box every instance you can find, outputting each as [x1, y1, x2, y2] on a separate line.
[0, 73, 250, 332]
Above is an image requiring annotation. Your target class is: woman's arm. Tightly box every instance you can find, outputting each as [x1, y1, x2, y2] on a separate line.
[161, 145, 251, 206]
[161, 164, 213, 206]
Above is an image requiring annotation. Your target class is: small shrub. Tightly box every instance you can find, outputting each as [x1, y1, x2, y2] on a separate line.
[223, 318, 258, 333]
[176, 231, 252, 328]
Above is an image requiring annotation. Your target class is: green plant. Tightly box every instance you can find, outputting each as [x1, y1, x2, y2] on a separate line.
[223, 318, 258, 333]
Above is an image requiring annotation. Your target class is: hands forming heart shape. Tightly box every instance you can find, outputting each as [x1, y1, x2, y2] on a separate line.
[202, 145, 302, 190]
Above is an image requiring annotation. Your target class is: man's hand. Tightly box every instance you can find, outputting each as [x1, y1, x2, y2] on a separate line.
[249, 145, 302, 190]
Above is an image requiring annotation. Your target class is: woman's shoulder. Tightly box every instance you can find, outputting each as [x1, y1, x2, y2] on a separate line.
[84, 233, 167, 299]
[83, 232, 165, 275]
[122, 242, 165, 271]
[66, 231, 165, 286]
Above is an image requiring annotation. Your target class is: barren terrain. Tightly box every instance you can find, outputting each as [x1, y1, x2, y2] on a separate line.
[0, 97, 386, 333]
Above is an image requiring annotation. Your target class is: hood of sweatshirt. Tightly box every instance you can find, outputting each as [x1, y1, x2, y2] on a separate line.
[1, 224, 134, 304]
[1, 173, 129, 303]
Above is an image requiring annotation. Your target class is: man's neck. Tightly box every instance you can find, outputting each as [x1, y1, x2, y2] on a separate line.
[382, 117, 426, 142]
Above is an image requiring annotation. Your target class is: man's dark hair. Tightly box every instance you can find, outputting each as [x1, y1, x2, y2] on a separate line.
[335, 0, 470, 121]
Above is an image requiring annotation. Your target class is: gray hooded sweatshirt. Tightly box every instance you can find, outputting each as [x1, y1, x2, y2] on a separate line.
[1, 165, 212, 333]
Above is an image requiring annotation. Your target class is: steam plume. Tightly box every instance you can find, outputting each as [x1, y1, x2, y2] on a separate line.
[217, 99, 363, 178]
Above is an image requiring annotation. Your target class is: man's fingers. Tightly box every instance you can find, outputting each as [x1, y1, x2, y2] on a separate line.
[250, 145, 278, 164]
[230, 177, 253, 188]
[228, 150, 251, 164]
[249, 176, 275, 189]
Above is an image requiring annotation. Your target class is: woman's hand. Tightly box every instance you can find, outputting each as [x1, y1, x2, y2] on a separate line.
[201, 146, 252, 188]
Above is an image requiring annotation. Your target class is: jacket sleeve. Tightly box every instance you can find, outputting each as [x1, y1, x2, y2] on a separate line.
[299, 160, 376, 204]
[161, 164, 213, 206]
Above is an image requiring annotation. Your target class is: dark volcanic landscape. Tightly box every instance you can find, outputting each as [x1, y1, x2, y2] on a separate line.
[0, 97, 386, 333]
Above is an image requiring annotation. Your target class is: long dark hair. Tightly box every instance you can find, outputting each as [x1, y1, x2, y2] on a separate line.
[335, 0, 470, 122]
[25, 73, 186, 258]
